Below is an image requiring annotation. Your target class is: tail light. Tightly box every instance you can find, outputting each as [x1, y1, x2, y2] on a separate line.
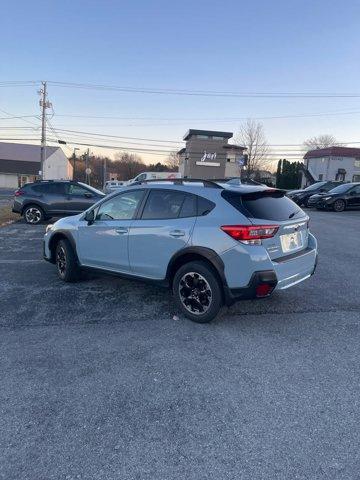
[14, 189, 25, 197]
[221, 225, 279, 244]
[256, 284, 274, 297]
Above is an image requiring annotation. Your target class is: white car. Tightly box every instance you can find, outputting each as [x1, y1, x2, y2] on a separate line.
[104, 180, 126, 194]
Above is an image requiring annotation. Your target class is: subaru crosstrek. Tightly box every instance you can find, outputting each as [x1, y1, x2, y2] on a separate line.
[43, 180, 318, 323]
[13, 180, 105, 224]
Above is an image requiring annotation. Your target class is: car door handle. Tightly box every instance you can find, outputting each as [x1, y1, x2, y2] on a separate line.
[115, 227, 128, 235]
[169, 229, 185, 237]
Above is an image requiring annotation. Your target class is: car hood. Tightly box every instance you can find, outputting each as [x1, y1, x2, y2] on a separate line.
[53, 213, 83, 229]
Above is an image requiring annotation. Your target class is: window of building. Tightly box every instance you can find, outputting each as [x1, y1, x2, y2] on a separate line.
[318, 174, 323, 181]
[96, 190, 144, 220]
[196, 135, 210, 139]
[353, 174, 360, 182]
[354, 160, 360, 168]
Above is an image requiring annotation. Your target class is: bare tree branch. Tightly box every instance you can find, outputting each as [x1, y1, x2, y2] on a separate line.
[235, 119, 269, 176]
[304, 134, 338, 150]
[166, 151, 181, 171]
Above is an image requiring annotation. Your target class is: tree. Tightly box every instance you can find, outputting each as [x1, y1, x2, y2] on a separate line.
[112, 152, 145, 180]
[276, 159, 302, 189]
[304, 134, 337, 150]
[235, 119, 269, 177]
[166, 151, 181, 171]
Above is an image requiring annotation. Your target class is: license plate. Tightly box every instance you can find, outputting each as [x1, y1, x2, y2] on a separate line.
[280, 231, 302, 253]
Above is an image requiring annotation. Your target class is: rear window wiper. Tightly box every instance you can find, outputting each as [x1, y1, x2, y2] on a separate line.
[289, 210, 300, 219]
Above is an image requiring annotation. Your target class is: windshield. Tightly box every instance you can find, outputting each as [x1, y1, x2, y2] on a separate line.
[304, 181, 327, 191]
[78, 182, 105, 196]
[328, 184, 351, 194]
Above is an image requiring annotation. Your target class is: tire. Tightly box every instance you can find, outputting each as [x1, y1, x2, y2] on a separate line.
[172, 261, 223, 323]
[302, 197, 309, 208]
[333, 199, 345, 212]
[55, 239, 80, 282]
[23, 205, 44, 225]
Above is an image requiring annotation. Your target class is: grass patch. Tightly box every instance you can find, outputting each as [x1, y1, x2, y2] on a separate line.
[0, 205, 19, 227]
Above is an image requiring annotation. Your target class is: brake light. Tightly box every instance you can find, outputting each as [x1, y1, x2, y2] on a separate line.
[221, 225, 279, 241]
[14, 189, 25, 197]
[256, 284, 274, 297]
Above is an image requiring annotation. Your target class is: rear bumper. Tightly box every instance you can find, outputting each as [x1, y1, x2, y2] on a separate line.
[224, 270, 278, 305]
[221, 233, 318, 305]
[12, 203, 21, 214]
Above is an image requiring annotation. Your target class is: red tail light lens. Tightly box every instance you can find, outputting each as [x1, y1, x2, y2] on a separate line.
[221, 225, 279, 241]
[14, 189, 25, 197]
[256, 284, 274, 297]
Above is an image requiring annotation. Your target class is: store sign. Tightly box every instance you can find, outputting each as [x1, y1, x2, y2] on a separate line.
[201, 151, 217, 162]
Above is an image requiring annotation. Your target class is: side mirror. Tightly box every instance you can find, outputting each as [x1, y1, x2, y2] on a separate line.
[350, 190, 356, 196]
[84, 209, 95, 225]
[84, 192, 93, 198]
[319, 188, 326, 192]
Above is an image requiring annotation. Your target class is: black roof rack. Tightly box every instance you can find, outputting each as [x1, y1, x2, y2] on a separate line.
[130, 178, 223, 189]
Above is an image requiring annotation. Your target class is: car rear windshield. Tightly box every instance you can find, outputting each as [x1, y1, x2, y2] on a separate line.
[222, 189, 304, 221]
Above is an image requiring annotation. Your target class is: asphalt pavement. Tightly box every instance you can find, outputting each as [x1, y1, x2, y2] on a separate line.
[0, 210, 359, 479]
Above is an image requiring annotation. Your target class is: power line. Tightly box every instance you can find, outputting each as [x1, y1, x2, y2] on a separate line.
[0, 108, 40, 128]
[47, 81, 360, 98]
[51, 109, 360, 124]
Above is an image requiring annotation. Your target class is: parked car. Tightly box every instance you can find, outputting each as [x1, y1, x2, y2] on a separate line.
[43, 179, 317, 323]
[308, 182, 360, 211]
[13, 180, 105, 224]
[104, 180, 126, 194]
[287, 181, 344, 207]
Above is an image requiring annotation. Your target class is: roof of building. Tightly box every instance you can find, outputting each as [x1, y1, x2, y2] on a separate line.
[183, 129, 233, 141]
[177, 147, 186, 155]
[304, 146, 360, 159]
[0, 142, 60, 163]
[223, 144, 246, 151]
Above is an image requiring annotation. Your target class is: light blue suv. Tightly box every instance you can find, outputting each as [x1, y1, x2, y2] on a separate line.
[43, 179, 318, 322]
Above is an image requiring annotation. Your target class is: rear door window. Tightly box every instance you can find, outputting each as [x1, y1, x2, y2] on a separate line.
[31, 183, 65, 194]
[222, 190, 304, 221]
[141, 190, 186, 219]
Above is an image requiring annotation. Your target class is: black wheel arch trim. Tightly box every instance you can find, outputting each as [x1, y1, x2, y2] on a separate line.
[166, 246, 227, 286]
[22, 201, 48, 215]
[48, 230, 79, 264]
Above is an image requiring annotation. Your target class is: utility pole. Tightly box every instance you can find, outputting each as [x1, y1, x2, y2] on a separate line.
[85, 148, 90, 185]
[72, 147, 79, 180]
[39, 81, 52, 180]
[103, 157, 107, 187]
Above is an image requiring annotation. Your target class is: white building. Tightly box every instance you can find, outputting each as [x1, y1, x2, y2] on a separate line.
[302, 147, 360, 187]
[0, 142, 73, 188]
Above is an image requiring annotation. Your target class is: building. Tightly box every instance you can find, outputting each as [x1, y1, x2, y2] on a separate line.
[178, 129, 246, 179]
[0, 142, 73, 188]
[302, 147, 360, 187]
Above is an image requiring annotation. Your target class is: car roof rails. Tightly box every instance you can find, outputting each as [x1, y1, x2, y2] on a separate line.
[130, 178, 224, 189]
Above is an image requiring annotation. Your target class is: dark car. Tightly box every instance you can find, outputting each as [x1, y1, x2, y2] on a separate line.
[12, 180, 105, 224]
[308, 182, 360, 212]
[287, 181, 344, 207]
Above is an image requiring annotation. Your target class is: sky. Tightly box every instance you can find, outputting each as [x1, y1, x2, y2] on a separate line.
[1, 0, 360, 167]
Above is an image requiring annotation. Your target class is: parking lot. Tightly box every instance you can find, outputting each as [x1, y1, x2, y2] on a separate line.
[1, 210, 359, 479]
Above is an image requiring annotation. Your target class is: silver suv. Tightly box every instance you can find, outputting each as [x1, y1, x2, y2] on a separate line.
[43, 179, 318, 323]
